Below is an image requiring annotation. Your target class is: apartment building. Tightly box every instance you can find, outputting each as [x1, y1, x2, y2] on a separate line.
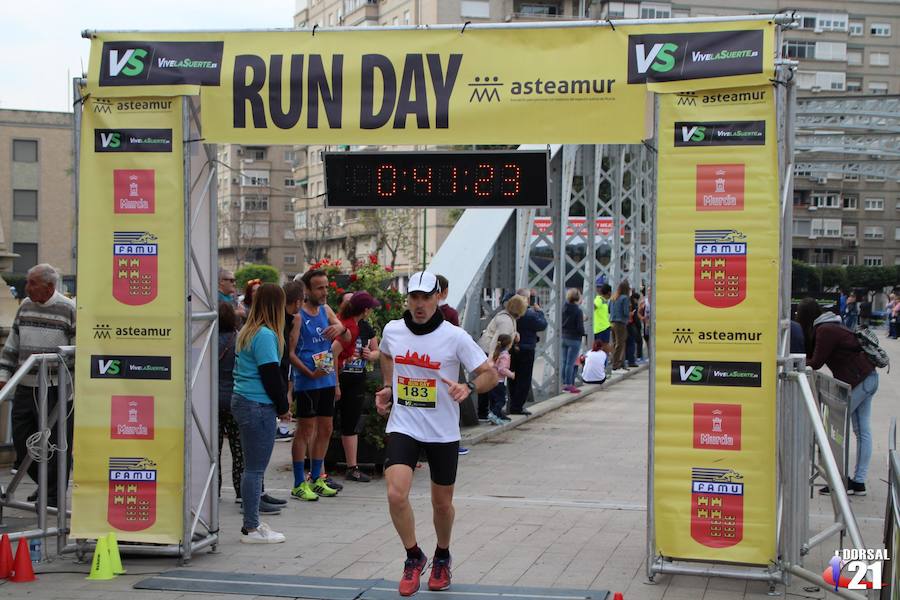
[594, 0, 900, 268]
[216, 144, 303, 275]
[291, 0, 590, 273]
[0, 109, 75, 291]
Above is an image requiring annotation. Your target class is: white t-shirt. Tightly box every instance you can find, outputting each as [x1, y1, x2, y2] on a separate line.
[582, 349, 607, 383]
[380, 319, 487, 443]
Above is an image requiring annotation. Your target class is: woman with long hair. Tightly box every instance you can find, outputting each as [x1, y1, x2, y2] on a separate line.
[232, 283, 289, 543]
[332, 291, 381, 483]
[609, 281, 631, 371]
[217, 302, 244, 503]
[560, 288, 585, 393]
[796, 298, 879, 496]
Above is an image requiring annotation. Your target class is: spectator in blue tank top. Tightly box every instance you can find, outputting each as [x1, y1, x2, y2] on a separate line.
[232, 283, 289, 544]
[288, 269, 351, 501]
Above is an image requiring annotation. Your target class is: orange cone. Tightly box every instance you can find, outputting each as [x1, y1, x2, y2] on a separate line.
[0, 533, 12, 578]
[10, 538, 36, 582]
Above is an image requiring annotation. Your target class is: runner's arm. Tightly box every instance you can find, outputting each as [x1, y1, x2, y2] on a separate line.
[323, 305, 351, 342]
[375, 352, 394, 415]
[288, 316, 323, 378]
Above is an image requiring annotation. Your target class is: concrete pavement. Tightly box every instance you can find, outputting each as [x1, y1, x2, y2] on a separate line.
[1, 334, 896, 599]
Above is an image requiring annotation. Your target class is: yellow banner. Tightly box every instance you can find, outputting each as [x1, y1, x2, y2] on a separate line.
[72, 96, 185, 544]
[84, 22, 775, 144]
[653, 85, 779, 565]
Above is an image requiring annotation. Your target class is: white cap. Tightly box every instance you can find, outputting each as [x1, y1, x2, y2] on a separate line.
[407, 271, 440, 295]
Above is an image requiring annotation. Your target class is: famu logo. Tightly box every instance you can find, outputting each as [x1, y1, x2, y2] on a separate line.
[628, 30, 764, 84]
[675, 121, 765, 147]
[95, 129, 172, 153]
[99, 41, 224, 87]
[671, 361, 762, 387]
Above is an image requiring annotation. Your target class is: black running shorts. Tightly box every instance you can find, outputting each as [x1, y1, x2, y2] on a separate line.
[384, 432, 459, 486]
[294, 387, 336, 418]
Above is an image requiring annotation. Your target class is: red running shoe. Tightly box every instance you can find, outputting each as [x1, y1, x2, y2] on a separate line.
[428, 556, 452, 591]
[399, 553, 428, 596]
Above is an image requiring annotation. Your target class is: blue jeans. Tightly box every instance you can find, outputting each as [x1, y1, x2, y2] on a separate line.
[561, 338, 581, 385]
[849, 371, 878, 484]
[489, 383, 508, 416]
[231, 394, 276, 530]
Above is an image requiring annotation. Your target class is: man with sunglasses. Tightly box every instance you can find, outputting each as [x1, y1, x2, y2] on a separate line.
[375, 271, 495, 596]
[218, 268, 246, 319]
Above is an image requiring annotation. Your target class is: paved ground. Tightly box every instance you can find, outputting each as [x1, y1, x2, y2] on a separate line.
[1, 333, 897, 599]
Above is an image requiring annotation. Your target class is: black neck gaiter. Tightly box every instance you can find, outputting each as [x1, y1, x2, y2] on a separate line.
[403, 309, 444, 335]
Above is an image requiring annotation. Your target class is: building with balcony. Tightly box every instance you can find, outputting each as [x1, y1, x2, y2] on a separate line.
[595, 0, 900, 268]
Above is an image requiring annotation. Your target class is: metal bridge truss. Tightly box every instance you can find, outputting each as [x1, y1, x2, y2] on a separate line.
[515, 144, 653, 398]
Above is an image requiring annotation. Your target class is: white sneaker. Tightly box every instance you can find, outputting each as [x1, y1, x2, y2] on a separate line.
[240, 522, 286, 544]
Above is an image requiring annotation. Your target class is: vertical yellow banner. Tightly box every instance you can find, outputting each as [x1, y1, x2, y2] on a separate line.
[653, 85, 779, 565]
[72, 97, 185, 543]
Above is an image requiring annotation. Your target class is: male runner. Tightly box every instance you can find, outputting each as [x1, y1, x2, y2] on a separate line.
[289, 269, 349, 500]
[375, 271, 495, 596]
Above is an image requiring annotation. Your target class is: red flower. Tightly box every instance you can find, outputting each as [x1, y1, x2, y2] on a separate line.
[329, 281, 337, 288]
[349, 273, 358, 282]
[336, 287, 345, 294]
[385, 303, 392, 310]
[385, 266, 393, 272]
[369, 254, 378, 264]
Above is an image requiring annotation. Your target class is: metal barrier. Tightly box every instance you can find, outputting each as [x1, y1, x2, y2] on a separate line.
[0, 346, 74, 562]
[883, 419, 898, 599]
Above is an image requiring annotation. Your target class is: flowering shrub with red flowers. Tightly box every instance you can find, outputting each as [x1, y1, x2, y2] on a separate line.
[305, 255, 404, 337]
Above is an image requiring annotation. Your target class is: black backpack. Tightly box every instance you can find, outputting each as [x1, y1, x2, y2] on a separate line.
[854, 326, 890, 370]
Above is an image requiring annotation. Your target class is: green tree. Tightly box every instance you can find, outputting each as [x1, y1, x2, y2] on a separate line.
[235, 264, 279, 289]
[846, 265, 896, 291]
[791, 260, 820, 295]
[820, 265, 847, 291]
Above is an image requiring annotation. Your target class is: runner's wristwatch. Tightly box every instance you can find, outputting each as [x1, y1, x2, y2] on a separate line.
[465, 381, 476, 393]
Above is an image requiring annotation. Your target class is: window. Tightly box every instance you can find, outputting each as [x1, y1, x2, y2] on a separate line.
[283, 228, 296, 240]
[13, 190, 38, 220]
[240, 221, 269, 238]
[460, 0, 489, 18]
[812, 191, 841, 208]
[640, 3, 671, 19]
[240, 169, 269, 187]
[283, 150, 296, 163]
[865, 174, 886, 182]
[783, 41, 816, 59]
[12, 243, 38, 274]
[849, 21, 863, 36]
[863, 255, 882, 266]
[817, 14, 847, 31]
[521, 4, 560, 15]
[793, 219, 811, 237]
[896, 256, 900, 266]
[895, 227, 900, 241]
[241, 195, 269, 211]
[842, 255, 857, 266]
[295, 210, 308, 229]
[12, 139, 37, 162]
[815, 41, 846, 61]
[284, 200, 294, 212]
[842, 195, 857, 209]
[798, 14, 817, 30]
[404, 10, 410, 24]
[870, 23, 891, 37]
[812, 218, 841, 238]
[816, 71, 845, 90]
[244, 147, 266, 160]
[863, 226, 884, 240]
[846, 78, 862, 92]
[864, 197, 884, 211]
[870, 52, 890, 67]
[284, 254, 297, 265]
[284, 178, 296, 187]
[842, 225, 857, 239]
[847, 50, 862, 66]
[869, 81, 889, 94]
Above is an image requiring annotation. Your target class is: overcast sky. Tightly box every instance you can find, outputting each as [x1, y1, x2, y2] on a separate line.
[1, 0, 295, 112]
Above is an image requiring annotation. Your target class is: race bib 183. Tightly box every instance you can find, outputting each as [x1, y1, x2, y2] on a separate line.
[396, 376, 437, 408]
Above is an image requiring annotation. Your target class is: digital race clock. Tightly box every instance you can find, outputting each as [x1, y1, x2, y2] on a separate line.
[324, 150, 549, 208]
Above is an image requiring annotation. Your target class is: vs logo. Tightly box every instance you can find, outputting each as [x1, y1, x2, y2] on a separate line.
[681, 125, 706, 143]
[634, 42, 678, 74]
[108, 48, 148, 77]
[679, 364, 704, 382]
[99, 131, 121, 149]
[97, 358, 121, 376]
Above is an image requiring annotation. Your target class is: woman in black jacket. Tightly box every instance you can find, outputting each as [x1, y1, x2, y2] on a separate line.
[217, 302, 243, 503]
[561, 288, 586, 392]
[796, 298, 879, 496]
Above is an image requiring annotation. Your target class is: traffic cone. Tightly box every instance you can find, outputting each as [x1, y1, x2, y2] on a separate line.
[613, 593, 624, 600]
[106, 533, 125, 575]
[9, 539, 36, 583]
[85, 535, 115, 581]
[0, 533, 13, 579]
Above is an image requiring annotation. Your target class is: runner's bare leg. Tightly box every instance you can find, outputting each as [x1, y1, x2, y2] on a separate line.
[386, 464, 416, 547]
